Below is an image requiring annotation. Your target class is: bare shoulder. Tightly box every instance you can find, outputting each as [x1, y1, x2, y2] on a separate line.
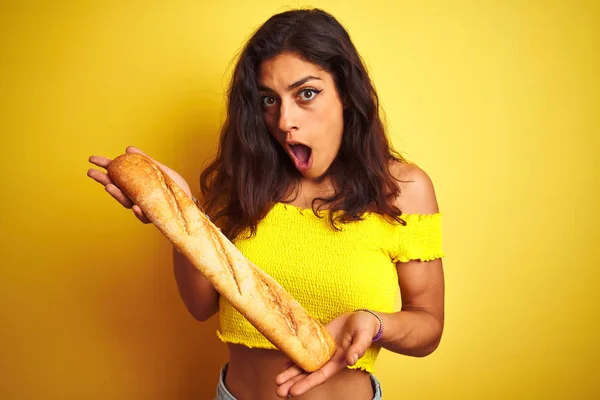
[389, 160, 439, 215]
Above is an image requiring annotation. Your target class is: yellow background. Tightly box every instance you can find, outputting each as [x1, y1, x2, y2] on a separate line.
[1, 1, 598, 399]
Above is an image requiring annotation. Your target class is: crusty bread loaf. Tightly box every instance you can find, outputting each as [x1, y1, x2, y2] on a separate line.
[107, 152, 336, 372]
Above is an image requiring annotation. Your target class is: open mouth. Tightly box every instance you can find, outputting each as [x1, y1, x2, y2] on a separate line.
[287, 142, 313, 172]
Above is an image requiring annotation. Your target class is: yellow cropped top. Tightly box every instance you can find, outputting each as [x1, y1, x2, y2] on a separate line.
[216, 202, 444, 373]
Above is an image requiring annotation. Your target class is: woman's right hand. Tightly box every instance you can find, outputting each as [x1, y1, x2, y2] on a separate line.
[87, 146, 193, 224]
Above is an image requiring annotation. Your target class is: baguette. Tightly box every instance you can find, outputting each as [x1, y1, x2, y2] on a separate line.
[107, 152, 336, 372]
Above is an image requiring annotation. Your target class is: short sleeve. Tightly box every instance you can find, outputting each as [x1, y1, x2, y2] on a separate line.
[388, 213, 445, 263]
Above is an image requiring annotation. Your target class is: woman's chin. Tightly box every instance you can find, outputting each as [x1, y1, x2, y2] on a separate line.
[299, 166, 330, 182]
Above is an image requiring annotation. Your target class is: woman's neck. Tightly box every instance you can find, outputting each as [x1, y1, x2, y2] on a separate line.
[280, 176, 337, 209]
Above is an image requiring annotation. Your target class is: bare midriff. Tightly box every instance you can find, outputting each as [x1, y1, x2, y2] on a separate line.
[224, 344, 375, 400]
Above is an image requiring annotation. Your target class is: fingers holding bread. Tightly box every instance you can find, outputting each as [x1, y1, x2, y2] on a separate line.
[88, 151, 150, 222]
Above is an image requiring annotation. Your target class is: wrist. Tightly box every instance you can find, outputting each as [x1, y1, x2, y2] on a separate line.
[354, 308, 384, 342]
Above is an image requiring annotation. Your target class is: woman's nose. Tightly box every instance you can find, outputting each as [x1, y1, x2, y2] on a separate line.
[277, 101, 298, 134]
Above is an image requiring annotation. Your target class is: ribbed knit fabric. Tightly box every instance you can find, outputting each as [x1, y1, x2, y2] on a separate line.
[216, 202, 444, 373]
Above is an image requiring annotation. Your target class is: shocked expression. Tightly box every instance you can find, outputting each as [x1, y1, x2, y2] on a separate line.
[258, 52, 344, 181]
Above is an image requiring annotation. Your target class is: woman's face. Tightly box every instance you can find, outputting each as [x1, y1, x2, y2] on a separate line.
[258, 52, 344, 181]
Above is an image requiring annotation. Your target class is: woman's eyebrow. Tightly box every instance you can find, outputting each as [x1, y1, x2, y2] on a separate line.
[257, 75, 322, 92]
[288, 75, 321, 89]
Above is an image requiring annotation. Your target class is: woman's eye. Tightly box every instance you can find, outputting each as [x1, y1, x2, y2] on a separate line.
[298, 88, 321, 101]
[262, 96, 276, 107]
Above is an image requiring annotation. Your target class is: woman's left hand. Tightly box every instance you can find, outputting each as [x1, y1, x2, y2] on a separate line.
[275, 310, 380, 398]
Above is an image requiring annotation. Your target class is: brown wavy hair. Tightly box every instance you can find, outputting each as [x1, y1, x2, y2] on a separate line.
[199, 8, 407, 241]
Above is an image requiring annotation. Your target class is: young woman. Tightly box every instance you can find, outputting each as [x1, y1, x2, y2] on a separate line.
[88, 8, 445, 400]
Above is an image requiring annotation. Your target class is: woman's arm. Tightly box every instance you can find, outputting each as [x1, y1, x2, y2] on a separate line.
[173, 244, 220, 322]
[376, 257, 444, 357]
[377, 162, 445, 356]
